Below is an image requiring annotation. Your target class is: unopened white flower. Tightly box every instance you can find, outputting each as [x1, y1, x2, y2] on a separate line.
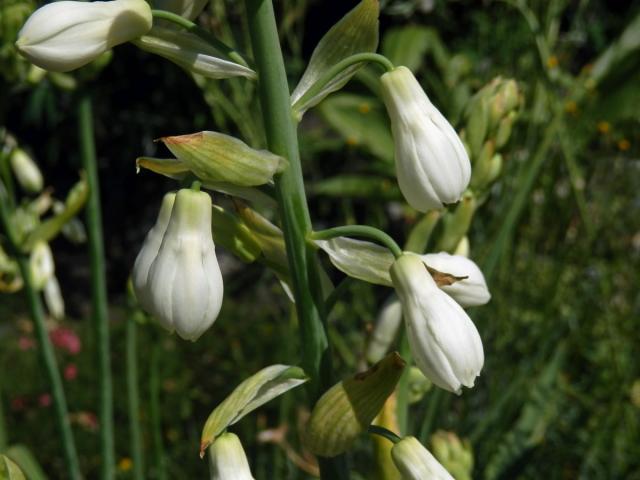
[422, 252, 491, 307]
[29, 242, 54, 290]
[133, 189, 223, 341]
[209, 432, 255, 480]
[43, 276, 65, 319]
[10, 148, 43, 193]
[380, 66, 471, 212]
[391, 436, 454, 480]
[366, 294, 403, 363]
[16, 0, 152, 72]
[390, 253, 484, 394]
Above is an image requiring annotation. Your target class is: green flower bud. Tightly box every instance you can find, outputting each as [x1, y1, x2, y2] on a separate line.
[305, 352, 406, 457]
[495, 110, 517, 149]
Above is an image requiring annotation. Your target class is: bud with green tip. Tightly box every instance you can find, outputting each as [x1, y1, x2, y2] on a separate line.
[305, 352, 406, 457]
[15, 0, 152, 72]
[391, 436, 454, 480]
[132, 189, 223, 341]
[381, 66, 471, 212]
[29, 241, 54, 290]
[208, 432, 255, 480]
[10, 148, 43, 193]
[390, 253, 484, 394]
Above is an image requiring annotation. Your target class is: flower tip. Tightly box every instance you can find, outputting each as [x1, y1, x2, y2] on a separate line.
[199, 440, 210, 459]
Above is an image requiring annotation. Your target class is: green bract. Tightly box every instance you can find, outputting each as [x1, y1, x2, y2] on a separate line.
[305, 352, 405, 457]
[160, 131, 287, 187]
[134, 27, 256, 80]
[290, 0, 379, 116]
[0, 455, 26, 480]
[200, 365, 308, 455]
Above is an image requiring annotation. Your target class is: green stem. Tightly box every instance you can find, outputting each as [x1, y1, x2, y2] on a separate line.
[77, 94, 115, 480]
[311, 225, 403, 258]
[292, 52, 394, 115]
[126, 315, 145, 480]
[1, 180, 81, 478]
[368, 425, 401, 444]
[0, 383, 7, 451]
[150, 9, 250, 68]
[244, 1, 347, 477]
[324, 277, 353, 316]
[150, 343, 167, 480]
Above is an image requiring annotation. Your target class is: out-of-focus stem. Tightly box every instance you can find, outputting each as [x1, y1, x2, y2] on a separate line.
[127, 315, 145, 480]
[150, 343, 167, 480]
[77, 93, 115, 479]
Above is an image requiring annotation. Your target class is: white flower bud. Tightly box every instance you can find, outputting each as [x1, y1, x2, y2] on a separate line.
[390, 253, 483, 394]
[133, 189, 223, 341]
[10, 148, 43, 193]
[43, 276, 66, 320]
[421, 252, 491, 307]
[366, 294, 402, 363]
[208, 432, 255, 480]
[16, 0, 152, 72]
[380, 66, 471, 212]
[29, 241, 54, 290]
[391, 436, 454, 480]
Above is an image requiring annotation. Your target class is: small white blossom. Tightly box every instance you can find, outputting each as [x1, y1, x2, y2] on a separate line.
[390, 253, 484, 394]
[391, 436, 454, 480]
[16, 0, 152, 72]
[10, 149, 43, 193]
[380, 66, 471, 212]
[422, 252, 491, 307]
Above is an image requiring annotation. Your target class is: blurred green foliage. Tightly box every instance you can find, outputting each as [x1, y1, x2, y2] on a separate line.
[1, 0, 639, 478]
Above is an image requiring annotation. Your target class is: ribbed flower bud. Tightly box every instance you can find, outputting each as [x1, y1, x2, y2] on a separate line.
[380, 66, 471, 212]
[391, 436, 454, 480]
[10, 148, 43, 193]
[132, 189, 223, 341]
[421, 252, 490, 308]
[390, 253, 483, 394]
[16, 0, 152, 72]
[208, 432, 255, 480]
[306, 352, 405, 457]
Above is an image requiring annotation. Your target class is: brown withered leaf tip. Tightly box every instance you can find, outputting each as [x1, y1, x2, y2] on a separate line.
[162, 132, 203, 145]
[199, 440, 209, 459]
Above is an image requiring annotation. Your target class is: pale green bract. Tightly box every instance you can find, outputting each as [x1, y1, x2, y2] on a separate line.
[290, 0, 379, 117]
[200, 365, 308, 455]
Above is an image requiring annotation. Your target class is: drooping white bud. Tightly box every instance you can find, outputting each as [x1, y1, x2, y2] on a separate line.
[43, 276, 66, 320]
[390, 253, 483, 394]
[422, 252, 490, 307]
[133, 189, 223, 341]
[16, 0, 152, 72]
[380, 66, 471, 212]
[208, 432, 255, 480]
[29, 241, 54, 290]
[391, 436, 454, 480]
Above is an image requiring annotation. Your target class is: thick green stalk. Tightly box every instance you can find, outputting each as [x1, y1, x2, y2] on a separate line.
[77, 94, 115, 479]
[17, 257, 83, 479]
[244, 1, 347, 477]
[126, 315, 145, 480]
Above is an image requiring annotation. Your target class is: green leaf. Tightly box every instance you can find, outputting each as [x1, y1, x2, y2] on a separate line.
[314, 236, 394, 286]
[161, 132, 287, 187]
[4, 445, 48, 480]
[318, 93, 394, 163]
[381, 25, 432, 72]
[23, 175, 88, 251]
[200, 365, 308, 455]
[291, 0, 379, 115]
[0, 455, 26, 480]
[310, 174, 401, 200]
[211, 205, 262, 263]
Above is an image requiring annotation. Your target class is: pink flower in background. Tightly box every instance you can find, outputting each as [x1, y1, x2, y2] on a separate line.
[38, 393, 52, 407]
[11, 396, 27, 411]
[18, 336, 35, 351]
[50, 327, 81, 355]
[64, 363, 78, 381]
